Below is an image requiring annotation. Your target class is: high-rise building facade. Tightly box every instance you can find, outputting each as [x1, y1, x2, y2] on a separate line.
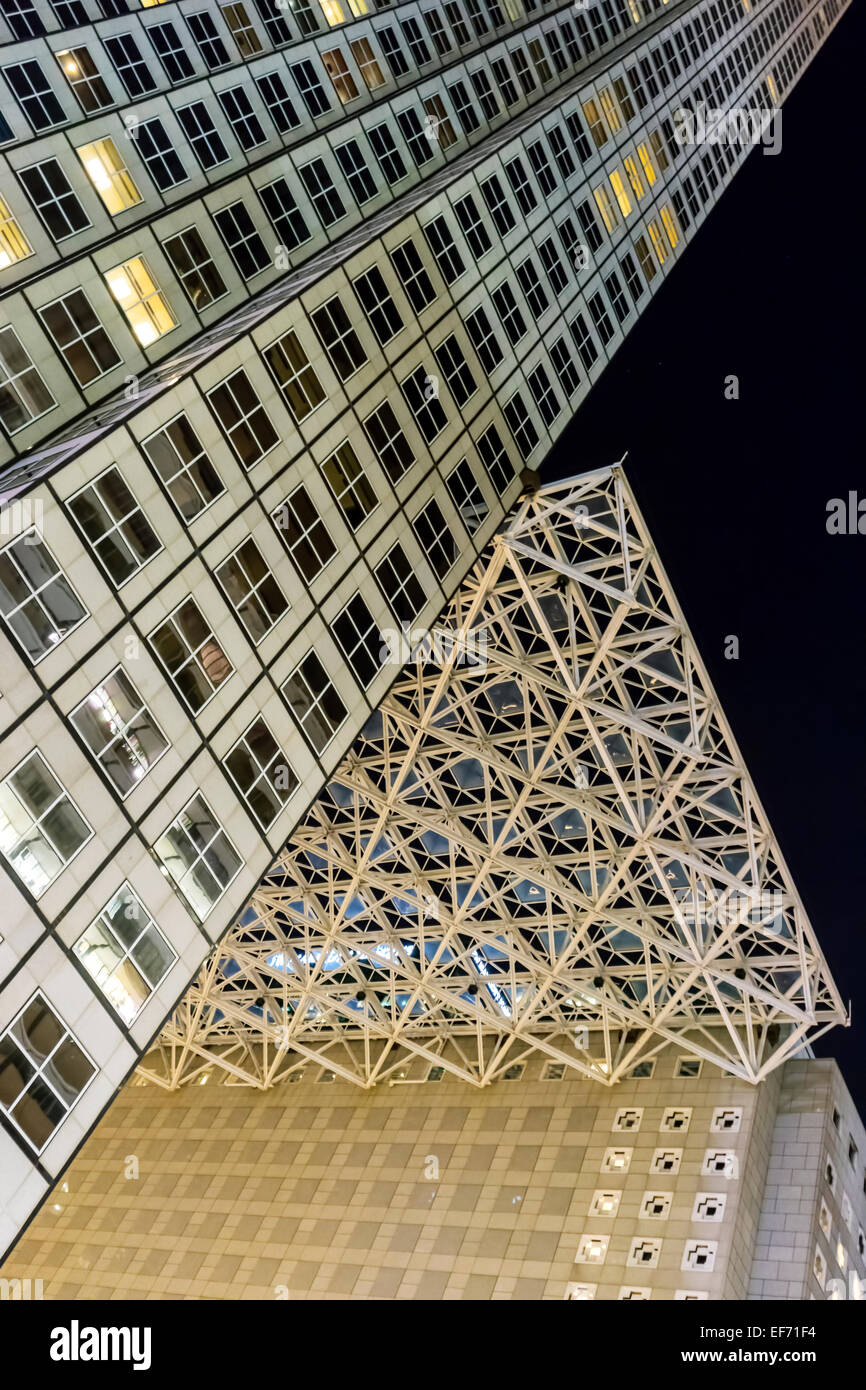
[0, 0, 853, 1267]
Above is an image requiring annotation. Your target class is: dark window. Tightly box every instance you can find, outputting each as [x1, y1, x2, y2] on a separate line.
[137, 118, 187, 192]
[38, 290, 121, 387]
[208, 369, 279, 468]
[19, 159, 89, 241]
[162, 227, 227, 310]
[213, 202, 270, 280]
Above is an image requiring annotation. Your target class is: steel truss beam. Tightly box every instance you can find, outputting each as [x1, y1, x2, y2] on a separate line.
[142, 467, 847, 1090]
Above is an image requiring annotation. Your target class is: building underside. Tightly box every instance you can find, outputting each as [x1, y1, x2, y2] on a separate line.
[142, 467, 846, 1093]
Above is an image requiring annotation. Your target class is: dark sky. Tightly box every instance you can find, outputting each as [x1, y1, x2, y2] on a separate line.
[543, 7, 865, 1114]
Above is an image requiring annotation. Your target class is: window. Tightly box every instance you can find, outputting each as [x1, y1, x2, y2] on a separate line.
[660, 204, 680, 250]
[378, 26, 409, 77]
[188, 10, 231, 69]
[547, 126, 575, 180]
[283, 651, 346, 753]
[423, 94, 457, 149]
[67, 468, 160, 586]
[620, 250, 644, 303]
[444, 1, 471, 45]
[75, 885, 175, 1024]
[3, 60, 66, 131]
[637, 141, 658, 186]
[38, 290, 121, 387]
[55, 48, 112, 114]
[320, 440, 377, 528]
[163, 227, 227, 311]
[361, 400, 414, 484]
[593, 183, 620, 233]
[609, 169, 631, 219]
[258, 178, 310, 252]
[352, 265, 403, 344]
[0, 747, 92, 899]
[565, 110, 592, 164]
[401, 15, 431, 64]
[510, 46, 537, 96]
[598, 86, 622, 134]
[322, 47, 359, 103]
[155, 794, 242, 921]
[491, 282, 526, 347]
[476, 421, 512, 493]
[516, 258, 549, 318]
[76, 139, 141, 216]
[528, 37, 552, 84]
[221, 2, 263, 56]
[368, 123, 407, 184]
[453, 194, 491, 259]
[71, 668, 168, 797]
[335, 140, 378, 205]
[289, 0, 319, 33]
[2, 0, 46, 38]
[582, 98, 608, 149]
[350, 37, 385, 90]
[263, 329, 325, 423]
[503, 390, 538, 459]
[225, 717, 297, 832]
[648, 217, 669, 265]
[0, 993, 96, 1150]
[331, 592, 381, 687]
[604, 269, 630, 324]
[177, 102, 229, 171]
[273, 485, 336, 581]
[208, 370, 279, 469]
[148, 22, 195, 83]
[19, 159, 89, 241]
[538, 236, 569, 296]
[491, 56, 518, 107]
[136, 118, 187, 192]
[423, 216, 465, 285]
[142, 414, 224, 522]
[570, 312, 599, 369]
[446, 458, 488, 533]
[401, 364, 447, 443]
[447, 80, 480, 134]
[434, 333, 476, 408]
[470, 69, 499, 122]
[480, 174, 515, 236]
[389, 239, 435, 313]
[464, 304, 503, 374]
[550, 335, 580, 397]
[0, 529, 86, 663]
[527, 140, 557, 198]
[412, 499, 457, 580]
[105, 257, 176, 348]
[291, 59, 331, 117]
[218, 87, 267, 152]
[396, 108, 434, 167]
[103, 34, 156, 99]
[298, 158, 346, 227]
[376, 543, 425, 624]
[589, 290, 615, 346]
[528, 363, 560, 427]
[216, 538, 289, 643]
[634, 234, 657, 284]
[310, 297, 367, 379]
[425, 11, 452, 57]
[0, 328, 56, 433]
[149, 598, 233, 713]
[213, 202, 270, 280]
[255, 71, 300, 135]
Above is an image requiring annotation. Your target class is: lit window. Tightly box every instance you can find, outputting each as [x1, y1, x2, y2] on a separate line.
[660, 204, 680, 249]
[593, 183, 620, 233]
[0, 529, 87, 661]
[224, 717, 298, 830]
[0, 326, 56, 432]
[75, 884, 176, 1024]
[77, 138, 142, 215]
[350, 38, 384, 89]
[149, 597, 233, 714]
[319, 0, 346, 23]
[623, 154, 646, 201]
[321, 48, 358, 103]
[581, 97, 608, 148]
[104, 257, 176, 346]
[609, 169, 632, 218]
[0, 751, 92, 897]
[55, 47, 111, 113]
[598, 87, 621, 132]
[648, 218, 669, 264]
[155, 793, 242, 921]
[67, 466, 161, 585]
[636, 142, 657, 185]
[0, 196, 33, 267]
[71, 668, 168, 798]
[0, 993, 96, 1151]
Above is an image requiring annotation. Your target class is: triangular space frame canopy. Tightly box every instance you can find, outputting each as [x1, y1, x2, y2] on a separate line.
[142, 466, 847, 1091]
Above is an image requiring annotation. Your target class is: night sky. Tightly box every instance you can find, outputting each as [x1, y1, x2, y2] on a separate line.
[543, 5, 865, 1113]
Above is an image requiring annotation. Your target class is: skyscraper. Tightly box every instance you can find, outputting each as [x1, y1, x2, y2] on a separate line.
[0, 0, 853, 1275]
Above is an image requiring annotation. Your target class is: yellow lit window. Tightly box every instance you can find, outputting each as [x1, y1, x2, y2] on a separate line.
[623, 155, 645, 200]
[649, 129, 670, 172]
[609, 170, 631, 218]
[105, 257, 176, 347]
[0, 198, 33, 267]
[346, 0, 369, 13]
[660, 205, 680, 250]
[140, 0, 168, 6]
[503, 0, 524, 17]
[593, 184, 620, 233]
[628, 0, 641, 20]
[636, 143, 657, 186]
[319, 0, 347, 24]
[742, 0, 751, 10]
[599, 87, 622, 133]
[582, 98, 608, 149]
[321, 48, 359, 104]
[77, 139, 142, 215]
[648, 219, 668, 265]
[349, 38, 385, 90]
[767, 72, 780, 104]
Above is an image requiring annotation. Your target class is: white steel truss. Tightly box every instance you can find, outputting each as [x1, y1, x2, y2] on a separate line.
[141, 466, 847, 1091]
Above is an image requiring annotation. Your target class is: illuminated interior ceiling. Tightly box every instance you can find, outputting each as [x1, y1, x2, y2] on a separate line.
[142, 466, 847, 1090]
